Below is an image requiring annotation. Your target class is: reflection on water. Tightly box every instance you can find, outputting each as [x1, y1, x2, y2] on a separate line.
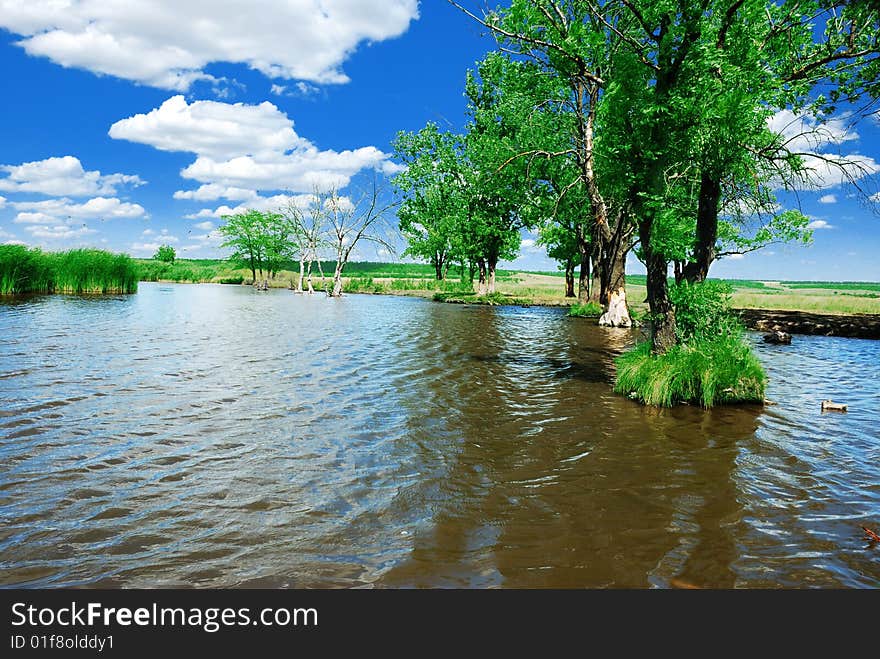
[0, 283, 877, 588]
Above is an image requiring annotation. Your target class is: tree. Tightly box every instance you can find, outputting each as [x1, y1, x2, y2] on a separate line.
[450, 1, 635, 326]
[311, 181, 398, 298]
[218, 210, 265, 282]
[153, 244, 176, 263]
[392, 124, 468, 280]
[280, 195, 327, 294]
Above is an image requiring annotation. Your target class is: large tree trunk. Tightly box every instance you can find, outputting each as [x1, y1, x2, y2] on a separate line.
[589, 248, 602, 304]
[641, 220, 676, 353]
[577, 237, 590, 304]
[564, 260, 575, 298]
[680, 172, 722, 284]
[487, 257, 498, 295]
[598, 243, 631, 328]
[476, 259, 488, 296]
[433, 254, 444, 281]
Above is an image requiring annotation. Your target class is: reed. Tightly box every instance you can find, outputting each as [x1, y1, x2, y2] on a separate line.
[0, 245, 138, 295]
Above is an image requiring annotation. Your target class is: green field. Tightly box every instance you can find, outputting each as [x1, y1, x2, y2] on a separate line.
[132, 258, 880, 316]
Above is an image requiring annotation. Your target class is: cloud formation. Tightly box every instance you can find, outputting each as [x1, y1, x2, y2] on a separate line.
[0, 156, 143, 197]
[0, 1, 419, 90]
[110, 96, 392, 198]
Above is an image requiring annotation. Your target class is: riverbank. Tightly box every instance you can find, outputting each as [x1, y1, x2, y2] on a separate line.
[736, 308, 880, 339]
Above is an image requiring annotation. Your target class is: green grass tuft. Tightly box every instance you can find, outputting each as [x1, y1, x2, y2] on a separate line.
[614, 334, 766, 407]
[568, 302, 603, 317]
[0, 245, 137, 295]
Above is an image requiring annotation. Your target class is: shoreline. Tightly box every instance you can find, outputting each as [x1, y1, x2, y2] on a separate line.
[139, 279, 880, 339]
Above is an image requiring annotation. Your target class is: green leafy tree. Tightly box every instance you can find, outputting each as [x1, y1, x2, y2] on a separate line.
[392, 124, 468, 280]
[218, 210, 265, 282]
[153, 244, 176, 263]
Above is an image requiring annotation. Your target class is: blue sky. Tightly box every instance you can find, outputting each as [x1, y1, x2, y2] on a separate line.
[0, 1, 878, 281]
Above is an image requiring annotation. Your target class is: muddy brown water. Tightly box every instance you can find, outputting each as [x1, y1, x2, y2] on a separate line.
[1, 283, 878, 588]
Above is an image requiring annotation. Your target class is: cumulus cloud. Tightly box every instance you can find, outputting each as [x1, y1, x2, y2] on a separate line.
[24, 224, 97, 240]
[270, 84, 287, 96]
[0, 1, 419, 90]
[0, 156, 143, 196]
[110, 96, 391, 193]
[818, 194, 837, 204]
[193, 221, 215, 231]
[11, 197, 146, 223]
[806, 219, 834, 230]
[185, 193, 316, 219]
[173, 184, 259, 202]
[768, 110, 878, 190]
[870, 192, 880, 203]
[0, 196, 6, 208]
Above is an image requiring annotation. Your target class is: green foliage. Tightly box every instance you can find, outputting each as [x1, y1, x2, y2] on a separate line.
[568, 302, 603, 318]
[0, 246, 137, 295]
[669, 280, 741, 343]
[219, 276, 244, 285]
[0, 245, 54, 295]
[614, 336, 766, 408]
[153, 244, 176, 263]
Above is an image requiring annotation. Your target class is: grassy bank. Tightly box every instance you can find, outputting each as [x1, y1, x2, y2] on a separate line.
[0, 245, 138, 295]
[132, 258, 880, 316]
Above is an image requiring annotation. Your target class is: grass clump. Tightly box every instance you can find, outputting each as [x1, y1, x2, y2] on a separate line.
[0, 245, 54, 295]
[568, 301, 603, 317]
[614, 335, 766, 407]
[614, 280, 766, 407]
[0, 245, 137, 295]
[219, 276, 244, 285]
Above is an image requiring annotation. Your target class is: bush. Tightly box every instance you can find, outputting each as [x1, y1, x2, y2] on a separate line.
[568, 302, 603, 317]
[669, 280, 740, 341]
[614, 334, 766, 407]
[154, 244, 176, 263]
[220, 276, 244, 285]
[615, 280, 765, 407]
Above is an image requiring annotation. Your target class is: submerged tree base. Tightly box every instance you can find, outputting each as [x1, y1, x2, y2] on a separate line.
[614, 335, 766, 408]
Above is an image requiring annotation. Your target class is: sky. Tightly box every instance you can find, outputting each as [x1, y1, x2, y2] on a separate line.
[0, 1, 878, 282]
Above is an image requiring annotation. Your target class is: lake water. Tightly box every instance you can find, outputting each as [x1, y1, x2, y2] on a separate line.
[1, 282, 878, 588]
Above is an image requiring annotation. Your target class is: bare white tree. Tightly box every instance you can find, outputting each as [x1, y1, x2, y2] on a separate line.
[311, 179, 398, 297]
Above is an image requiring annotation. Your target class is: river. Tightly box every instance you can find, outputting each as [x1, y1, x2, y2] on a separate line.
[1, 282, 878, 587]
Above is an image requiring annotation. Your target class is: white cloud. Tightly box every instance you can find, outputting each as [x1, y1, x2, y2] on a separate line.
[295, 82, 319, 96]
[0, 196, 6, 208]
[110, 96, 391, 193]
[870, 192, 880, 203]
[130, 242, 163, 254]
[807, 219, 834, 230]
[818, 194, 837, 204]
[768, 110, 878, 190]
[270, 84, 287, 96]
[12, 197, 146, 223]
[24, 224, 97, 240]
[173, 183, 259, 202]
[4, 239, 28, 246]
[0, 156, 143, 196]
[193, 221, 215, 231]
[725, 253, 746, 260]
[186, 193, 316, 219]
[142, 228, 155, 236]
[0, 1, 419, 90]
